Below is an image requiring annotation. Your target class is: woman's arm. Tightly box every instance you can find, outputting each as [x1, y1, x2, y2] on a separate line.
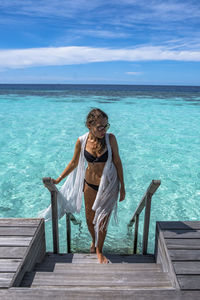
[109, 134, 125, 202]
[52, 138, 81, 184]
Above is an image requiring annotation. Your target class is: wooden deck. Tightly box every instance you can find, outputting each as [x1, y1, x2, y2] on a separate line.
[155, 221, 200, 290]
[0, 218, 45, 288]
[0, 218, 200, 299]
[20, 252, 173, 290]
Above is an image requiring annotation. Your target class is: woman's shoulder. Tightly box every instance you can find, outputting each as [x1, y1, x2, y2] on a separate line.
[108, 133, 116, 142]
[108, 133, 117, 148]
[78, 132, 89, 143]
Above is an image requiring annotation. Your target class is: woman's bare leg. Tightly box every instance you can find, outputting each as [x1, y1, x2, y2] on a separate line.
[84, 182, 96, 253]
[84, 182, 110, 262]
[96, 215, 110, 264]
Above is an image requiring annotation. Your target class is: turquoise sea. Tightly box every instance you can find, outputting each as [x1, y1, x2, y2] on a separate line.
[0, 84, 200, 254]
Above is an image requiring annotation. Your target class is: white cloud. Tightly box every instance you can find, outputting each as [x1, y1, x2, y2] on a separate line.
[1, 0, 200, 22]
[72, 29, 130, 39]
[126, 72, 142, 75]
[0, 45, 200, 69]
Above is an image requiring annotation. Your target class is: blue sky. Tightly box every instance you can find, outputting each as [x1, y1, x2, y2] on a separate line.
[0, 0, 200, 85]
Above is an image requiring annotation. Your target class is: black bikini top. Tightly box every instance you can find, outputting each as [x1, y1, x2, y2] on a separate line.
[84, 149, 108, 163]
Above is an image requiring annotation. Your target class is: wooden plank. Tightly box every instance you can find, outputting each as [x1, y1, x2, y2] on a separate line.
[129, 180, 160, 225]
[51, 191, 59, 254]
[0, 259, 21, 272]
[0, 219, 41, 226]
[0, 227, 37, 236]
[165, 239, 200, 249]
[66, 213, 71, 253]
[174, 262, 200, 275]
[28, 271, 171, 287]
[0, 237, 32, 247]
[30, 268, 163, 276]
[169, 249, 200, 261]
[133, 214, 139, 254]
[0, 289, 200, 300]
[43, 253, 155, 264]
[158, 221, 200, 230]
[35, 263, 162, 273]
[0, 247, 27, 258]
[162, 230, 200, 239]
[31, 264, 162, 277]
[177, 275, 200, 290]
[0, 273, 15, 288]
[142, 193, 152, 255]
[155, 225, 180, 289]
[11, 219, 46, 287]
[43, 177, 58, 193]
[0, 287, 199, 300]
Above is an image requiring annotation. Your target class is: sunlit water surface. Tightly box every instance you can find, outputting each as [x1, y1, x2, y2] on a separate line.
[0, 84, 199, 253]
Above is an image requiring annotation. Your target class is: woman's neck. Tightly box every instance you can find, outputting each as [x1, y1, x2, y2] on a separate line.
[88, 131, 99, 142]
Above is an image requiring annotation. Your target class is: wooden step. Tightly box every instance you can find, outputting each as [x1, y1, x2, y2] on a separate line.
[2, 288, 200, 300]
[21, 270, 172, 289]
[34, 262, 162, 273]
[41, 253, 156, 264]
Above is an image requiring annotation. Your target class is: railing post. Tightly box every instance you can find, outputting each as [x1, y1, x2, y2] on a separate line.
[133, 214, 139, 254]
[142, 193, 152, 255]
[128, 180, 161, 255]
[51, 190, 59, 254]
[66, 213, 71, 253]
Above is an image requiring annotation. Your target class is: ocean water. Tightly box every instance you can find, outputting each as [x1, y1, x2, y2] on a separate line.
[0, 84, 200, 254]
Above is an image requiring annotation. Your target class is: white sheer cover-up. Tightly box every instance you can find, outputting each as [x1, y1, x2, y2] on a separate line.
[38, 131, 120, 246]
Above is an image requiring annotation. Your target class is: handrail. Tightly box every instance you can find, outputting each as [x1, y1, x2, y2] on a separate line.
[128, 180, 161, 255]
[42, 177, 81, 254]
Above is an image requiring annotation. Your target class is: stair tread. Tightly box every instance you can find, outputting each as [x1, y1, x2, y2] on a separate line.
[34, 263, 162, 272]
[21, 270, 171, 288]
[7, 287, 195, 300]
[29, 285, 174, 290]
[41, 253, 155, 264]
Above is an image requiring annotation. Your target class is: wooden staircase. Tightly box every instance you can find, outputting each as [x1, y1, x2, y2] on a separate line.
[19, 253, 173, 297]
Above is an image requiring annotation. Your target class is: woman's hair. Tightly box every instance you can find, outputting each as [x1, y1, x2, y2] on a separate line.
[85, 108, 108, 154]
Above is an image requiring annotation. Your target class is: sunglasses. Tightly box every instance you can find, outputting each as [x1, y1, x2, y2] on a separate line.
[96, 123, 110, 132]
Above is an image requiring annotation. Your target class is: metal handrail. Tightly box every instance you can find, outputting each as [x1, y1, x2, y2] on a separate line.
[128, 180, 161, 255]
[42, 177, 81, 254]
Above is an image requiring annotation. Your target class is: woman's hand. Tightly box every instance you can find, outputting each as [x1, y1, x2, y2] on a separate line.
[52, 178, 62, 185]
[119, 186, 125, 202]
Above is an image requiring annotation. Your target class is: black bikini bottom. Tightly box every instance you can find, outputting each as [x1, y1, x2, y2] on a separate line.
[83, 179, 99, 192]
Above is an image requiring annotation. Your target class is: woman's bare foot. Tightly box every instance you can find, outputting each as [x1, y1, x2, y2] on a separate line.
[97, 252, 109, 264]
[90, 242, 96, 253]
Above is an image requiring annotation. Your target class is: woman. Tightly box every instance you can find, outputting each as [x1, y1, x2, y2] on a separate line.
[51, 108, 125, 264]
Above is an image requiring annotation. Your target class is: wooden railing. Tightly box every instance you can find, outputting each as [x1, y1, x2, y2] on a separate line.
[42, 177, 81, 254]
[128, 180, 161, 255]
